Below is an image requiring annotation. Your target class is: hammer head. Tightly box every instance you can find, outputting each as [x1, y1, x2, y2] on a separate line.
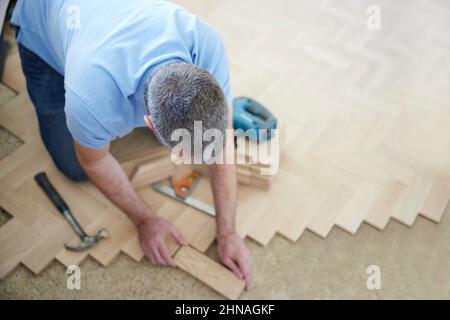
[64, 228, 109, 252]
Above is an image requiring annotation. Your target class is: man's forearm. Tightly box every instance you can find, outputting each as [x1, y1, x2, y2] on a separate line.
[209, 163, 238, 237]
[80, 153, 155, 225]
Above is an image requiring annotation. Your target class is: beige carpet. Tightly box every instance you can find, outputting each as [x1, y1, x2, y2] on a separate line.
[1, 0, 450, 299]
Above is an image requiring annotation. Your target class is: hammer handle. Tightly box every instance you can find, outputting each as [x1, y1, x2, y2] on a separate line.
[34, 172, 70, 214]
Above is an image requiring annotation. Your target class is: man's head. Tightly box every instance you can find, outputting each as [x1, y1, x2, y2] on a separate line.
[144, 63, 228, 163]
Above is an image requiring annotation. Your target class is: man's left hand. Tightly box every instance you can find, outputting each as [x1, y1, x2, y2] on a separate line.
[217, 231, 252, 289]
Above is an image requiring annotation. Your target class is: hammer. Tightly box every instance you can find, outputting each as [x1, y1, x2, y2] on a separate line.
[34, 172, 108, 251]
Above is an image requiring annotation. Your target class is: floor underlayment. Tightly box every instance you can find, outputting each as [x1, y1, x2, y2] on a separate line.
[1, 0, 450, 299]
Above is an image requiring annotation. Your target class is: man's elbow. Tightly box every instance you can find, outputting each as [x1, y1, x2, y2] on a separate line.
[74, 141, 110, 170]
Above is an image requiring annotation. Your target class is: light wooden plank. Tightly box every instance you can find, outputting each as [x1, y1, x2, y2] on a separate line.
[55, 213, 112, 267]
[173, 208, 216, 253]
[174, 246, 245, 300]
[0, 94, 40, 143]
[55, 250, 89, 268]
[131, 156, 175, 189]
[110, 128, 166, 163]
[419, 176, 450, 222]
[0, 218, 28, 279]
[121, 234, 144, 262]
[249, 170, 324, 244]
[88, 212, 135, 266]
[392, 176, 433, 226]
[334, 181, 384, 234]
[276, 186, 327, 242]
[1, 53, 27, 93]
[307, 187, 353, 238]
[235, 186, 273, 239]
[0, 191, 51, 278]
[364, 180, 406, 230]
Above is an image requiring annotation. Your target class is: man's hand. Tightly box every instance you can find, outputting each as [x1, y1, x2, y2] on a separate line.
[217, 231, 252, 289]
[138, 216, 187, 267]
[74, 141, 188, 268]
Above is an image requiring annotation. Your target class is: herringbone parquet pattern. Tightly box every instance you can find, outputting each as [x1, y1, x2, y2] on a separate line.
[1, 0, 449, 298]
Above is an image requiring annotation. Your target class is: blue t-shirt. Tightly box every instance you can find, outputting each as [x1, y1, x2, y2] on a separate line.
[11, 0, 232, 149]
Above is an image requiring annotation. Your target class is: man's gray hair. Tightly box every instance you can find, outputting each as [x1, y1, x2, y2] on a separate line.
[144, 63, 229, 163]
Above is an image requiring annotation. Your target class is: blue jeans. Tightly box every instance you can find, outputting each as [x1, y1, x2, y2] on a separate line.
[18, 43, 88, 181]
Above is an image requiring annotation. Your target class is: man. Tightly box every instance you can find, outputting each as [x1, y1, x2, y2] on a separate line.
[11, 0, 252, 288]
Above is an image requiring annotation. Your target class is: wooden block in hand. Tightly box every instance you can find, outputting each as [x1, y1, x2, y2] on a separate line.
[174, 246, 245, 300]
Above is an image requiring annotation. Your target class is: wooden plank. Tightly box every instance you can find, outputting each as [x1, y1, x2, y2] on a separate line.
[174, 246, 245, 300]
[56, 249, 89, 268]
[307, 187, 353, 238]
[1, 53, 27, 93]
[0, 149, 49, 191]
[138, 186, 173, 212]
[55, 212, 113, 267]
[0, 144, 36, 180]
[121, 234, 143, 262]
[0, 94, 40, 143]
[0, 190, 52, 278]
[364, 180, 406, 230]
[275, 177, 327, 242]
[18, 177, 81, 273]
[248, 170, 321, 244]
[23, 167, 108, 225]
[392, 176, 433, 226]
[235, 186, 273, 239]
[335, 182, 384, 234]
[22, 220, 71, 274]
[173, 208, 216, 253]
[131, 156, 175, 189]
[237, 169, 251, 185]
[88, 212, 135, 266]
[284, 155, 358, 238]
[0, 218, 29, 279]
[110, 128, 166, 163]
[419, 176, 450, 222]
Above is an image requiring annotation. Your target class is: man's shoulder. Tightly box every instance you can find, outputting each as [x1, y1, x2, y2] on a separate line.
[64, 54, 127, 111]
[64, 86, 116, 149]
[64, 66, 134, 148]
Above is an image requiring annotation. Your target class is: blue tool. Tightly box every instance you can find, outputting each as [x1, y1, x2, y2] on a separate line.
[233, 97, 277, 142]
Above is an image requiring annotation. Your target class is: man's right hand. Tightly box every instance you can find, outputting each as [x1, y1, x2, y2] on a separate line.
[137, 215, 188, 267]
[74, 141, 188, 268]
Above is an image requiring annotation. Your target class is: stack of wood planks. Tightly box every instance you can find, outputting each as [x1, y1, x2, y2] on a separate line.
[235, 121, 295, 189]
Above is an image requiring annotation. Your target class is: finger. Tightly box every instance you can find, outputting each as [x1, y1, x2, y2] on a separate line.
[244, 251, 253, 267]
[145, 250, 156, 265]
[223, 257, 243, 279]
[151, 247, 165, 266]
[158, 244, 176, 267]
[237, 255, 253, 289]
[235, 255, 253, 289]
[170, 226, 188, 246]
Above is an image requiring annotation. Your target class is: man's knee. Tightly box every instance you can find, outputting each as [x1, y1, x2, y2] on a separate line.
[64, 170, 88, 182]
[52, 159, 88, 182]
[59, 167, 88, 182]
